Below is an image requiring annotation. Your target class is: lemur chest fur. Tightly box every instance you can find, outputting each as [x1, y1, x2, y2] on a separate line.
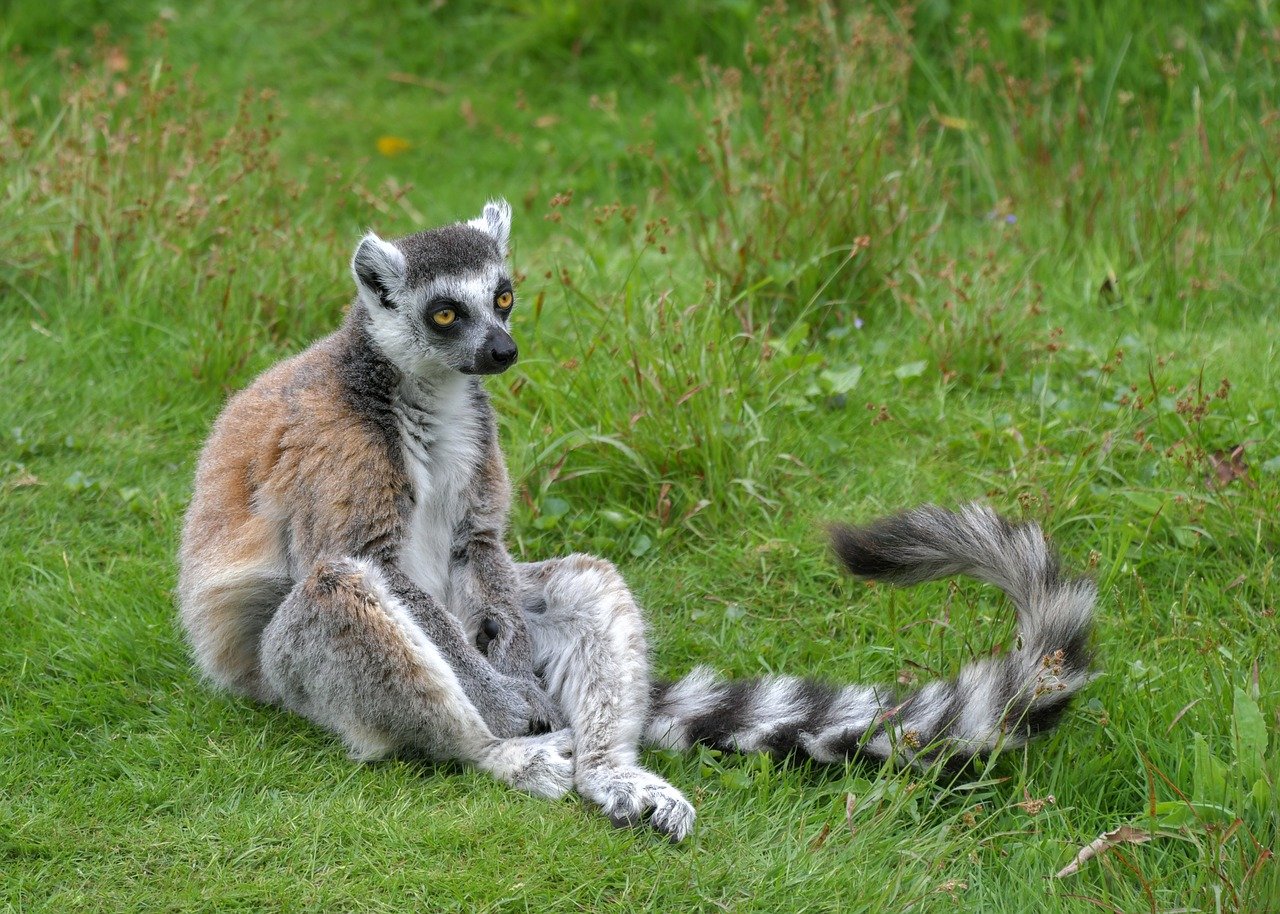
[393, 375, 482, 607]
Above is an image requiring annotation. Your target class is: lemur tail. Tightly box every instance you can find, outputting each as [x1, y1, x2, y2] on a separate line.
[644, 505, 1095, 768]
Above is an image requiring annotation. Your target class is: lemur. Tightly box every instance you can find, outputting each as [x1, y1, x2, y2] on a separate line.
[178, 200, 1095, 842]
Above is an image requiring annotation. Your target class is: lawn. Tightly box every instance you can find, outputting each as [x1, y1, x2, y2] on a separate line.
[1, 1, 1277, 911]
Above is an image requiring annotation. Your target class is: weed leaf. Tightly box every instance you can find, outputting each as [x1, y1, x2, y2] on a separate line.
[1232, 687, 1267, 786]
[1193, 734, 1228, 802]
[819, 365, 863, 395]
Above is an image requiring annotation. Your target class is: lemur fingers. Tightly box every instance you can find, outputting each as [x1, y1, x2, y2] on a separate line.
[479, 728, 575, 800]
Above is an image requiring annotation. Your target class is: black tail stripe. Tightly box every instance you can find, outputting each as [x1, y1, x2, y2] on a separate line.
[684, 680, 756, 747]
[762, 679, 840, 756]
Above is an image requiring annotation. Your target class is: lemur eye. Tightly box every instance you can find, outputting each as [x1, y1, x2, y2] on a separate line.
[432, 309, 457, 327]
[495, 290, 513, 311]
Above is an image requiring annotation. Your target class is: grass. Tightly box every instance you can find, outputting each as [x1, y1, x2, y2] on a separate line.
[2, 1, 1278, 910]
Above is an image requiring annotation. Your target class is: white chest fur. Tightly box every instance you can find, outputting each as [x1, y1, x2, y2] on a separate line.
[394, 375, 482, 607]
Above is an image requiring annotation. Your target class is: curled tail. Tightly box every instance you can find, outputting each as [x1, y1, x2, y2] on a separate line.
[645, 505, 1095, 768]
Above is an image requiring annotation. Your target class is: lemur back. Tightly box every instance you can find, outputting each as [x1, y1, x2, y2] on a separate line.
[179, 326, 418, 701]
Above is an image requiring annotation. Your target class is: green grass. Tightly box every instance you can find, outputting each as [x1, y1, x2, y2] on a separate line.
[2, 1, 1278, 911]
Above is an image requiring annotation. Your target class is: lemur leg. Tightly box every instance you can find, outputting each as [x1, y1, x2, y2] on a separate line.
[517, 555, 697, 842]
[259, 557, 573, 799]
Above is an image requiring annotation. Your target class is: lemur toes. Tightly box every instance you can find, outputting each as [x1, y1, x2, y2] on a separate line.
[579, 766, 697, 843]
[648, 787, 697, 843]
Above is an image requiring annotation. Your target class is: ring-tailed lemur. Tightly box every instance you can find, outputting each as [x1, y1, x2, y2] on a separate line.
[178, 200, 1095, 842]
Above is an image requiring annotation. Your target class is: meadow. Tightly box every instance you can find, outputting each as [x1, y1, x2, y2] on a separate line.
[1, 1, 1277, 911]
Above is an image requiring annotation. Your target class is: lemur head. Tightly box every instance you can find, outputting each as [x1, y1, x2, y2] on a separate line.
[352, 200, 517, 377]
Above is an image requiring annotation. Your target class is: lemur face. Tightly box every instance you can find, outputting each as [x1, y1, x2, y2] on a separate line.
[352, 200, 518, 377]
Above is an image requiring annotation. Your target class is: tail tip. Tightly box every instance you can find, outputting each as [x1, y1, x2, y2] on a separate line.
[829, 520, 903, 580]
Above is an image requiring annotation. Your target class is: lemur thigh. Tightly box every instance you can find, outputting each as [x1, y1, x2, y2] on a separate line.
[259, 557, 573, 799]
[518, 555, 697, 842]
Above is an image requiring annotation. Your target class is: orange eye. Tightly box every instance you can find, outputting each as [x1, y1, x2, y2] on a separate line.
[495, 290, 513, 311]
[432, 309, 457, 327]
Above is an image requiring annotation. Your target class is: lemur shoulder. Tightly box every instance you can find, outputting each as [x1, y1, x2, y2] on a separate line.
[178, 201, 1095, 842]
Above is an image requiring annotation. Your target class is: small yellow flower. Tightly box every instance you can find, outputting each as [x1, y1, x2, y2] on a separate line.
[376, 135, 411, 157]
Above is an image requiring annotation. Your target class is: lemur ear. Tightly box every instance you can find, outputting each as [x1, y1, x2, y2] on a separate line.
[468, 198, 512, 258]
[351, 232, 407, 310]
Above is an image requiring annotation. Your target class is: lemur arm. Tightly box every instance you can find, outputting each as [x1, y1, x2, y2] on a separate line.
[378, 563, 512, 690]
[454, 515, 534, 678]
[377, 563, 563, 736]
[452, 407, 542, 682]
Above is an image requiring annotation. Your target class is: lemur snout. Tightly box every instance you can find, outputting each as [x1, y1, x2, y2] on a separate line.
[490, 335, 517, 366]
[470, 329, 517, 374]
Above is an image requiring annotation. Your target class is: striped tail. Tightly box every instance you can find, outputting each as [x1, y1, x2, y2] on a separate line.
[644, 505, 1095, 768]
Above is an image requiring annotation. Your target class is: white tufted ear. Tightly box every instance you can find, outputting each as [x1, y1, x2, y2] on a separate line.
[351, 232, 407, 310]
[468, 198, 512, 258]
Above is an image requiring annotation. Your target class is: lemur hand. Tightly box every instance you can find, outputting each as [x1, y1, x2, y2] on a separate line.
[512, 676, 566, 735]
[482, 675, 565, 738]
[474, 615, 563, 735]
[477, 614, 538, 680]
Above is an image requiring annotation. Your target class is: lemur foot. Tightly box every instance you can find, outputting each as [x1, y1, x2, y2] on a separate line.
[576, 765, 697, 843]
[480, 729, 575, 799]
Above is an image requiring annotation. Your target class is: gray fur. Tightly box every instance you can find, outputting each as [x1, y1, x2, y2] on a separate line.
[259, 557, 573, 796]
[519, 555, 695, 840]
[181, 202, 1096, 845]
[396, 223, 502, 285]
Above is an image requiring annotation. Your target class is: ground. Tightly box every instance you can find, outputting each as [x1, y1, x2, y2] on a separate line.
[1, 2, 1277, 911]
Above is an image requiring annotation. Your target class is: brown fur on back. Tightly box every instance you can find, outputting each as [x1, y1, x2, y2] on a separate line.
[178, 321, 408, 699]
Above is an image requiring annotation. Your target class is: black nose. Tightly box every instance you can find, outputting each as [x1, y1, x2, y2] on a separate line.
[491, 339, 517, 366]
[467, 329, 519, 375]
